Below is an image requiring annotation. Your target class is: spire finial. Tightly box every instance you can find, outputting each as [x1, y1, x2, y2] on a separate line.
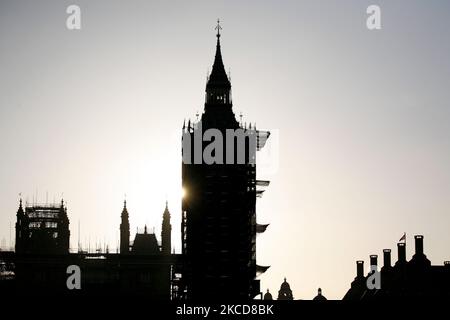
[215, 19, 222, 38]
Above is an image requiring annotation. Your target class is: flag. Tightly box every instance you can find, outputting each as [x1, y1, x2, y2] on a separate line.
[399, 232, 406, 242]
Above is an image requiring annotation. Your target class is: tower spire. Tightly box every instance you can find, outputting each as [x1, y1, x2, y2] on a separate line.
[205, 19, 232, 106]
[215, 19, 222, 38]
[120, 199, 130, 254]
[19, 193, 23, 209]
[161, 200, 172, 255]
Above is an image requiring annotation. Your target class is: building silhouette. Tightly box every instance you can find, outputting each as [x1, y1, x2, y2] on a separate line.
[0, 22, 272, 299]
[178, 21, 270, 301]
[161, 201, 172, 255]
[120, 200, 172, 256]
[343, 235, 450, 300]
[2, 22, 450, 303]
[131, 225, 160, 254]
[120, 200, 130, 254]
[0, 199, 175, 297]
[263, 289, 273, 300]
[15, 199, 70, 255]
[313, 288, 327, 301]
[277, 278, 294, 300]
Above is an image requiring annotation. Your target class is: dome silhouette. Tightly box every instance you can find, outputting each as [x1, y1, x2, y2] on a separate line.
[277, 277, 294, 300]
[263, 289, 273, 300]
[313, 288, 327, 301]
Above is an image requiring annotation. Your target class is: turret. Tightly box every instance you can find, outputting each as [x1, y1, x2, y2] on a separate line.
[161, 201, 172, 255]
[120, 200, 130, 254]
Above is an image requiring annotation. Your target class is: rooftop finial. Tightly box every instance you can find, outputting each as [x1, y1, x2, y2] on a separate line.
[215, 19, 222, 38]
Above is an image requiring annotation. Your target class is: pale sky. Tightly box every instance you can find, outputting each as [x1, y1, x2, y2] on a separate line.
[1, 0, 450, 299]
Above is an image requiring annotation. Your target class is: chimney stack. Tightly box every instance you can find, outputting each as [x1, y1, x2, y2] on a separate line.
[397, 242, 406, 263]
[370, 255, 378, 268]
[356, 260, 364, 278]
[383, 249, 391, 268]
[368, 255, 378, 276]
[414, 235, 424, 255]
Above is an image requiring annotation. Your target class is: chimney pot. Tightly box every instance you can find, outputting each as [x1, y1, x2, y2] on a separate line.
[383, 249, 391, 268]
[414, 235, 424, 255]
[370, 254, 378, 267]
[397, 242, 406, 263]
[356, 260, 364, 278]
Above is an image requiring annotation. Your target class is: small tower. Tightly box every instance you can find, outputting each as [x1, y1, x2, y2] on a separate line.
[120, 200, 130, 254]
[15, 198, 26, 253]
[277, 278, 294, 300]
[263, 289, 273, 300]
[15, 198, 70, 254]
[313, 288, 327, 301]
[161, 200, 172, 255]
[204, 19, 232, 107]
[57, 199, 70, 253]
